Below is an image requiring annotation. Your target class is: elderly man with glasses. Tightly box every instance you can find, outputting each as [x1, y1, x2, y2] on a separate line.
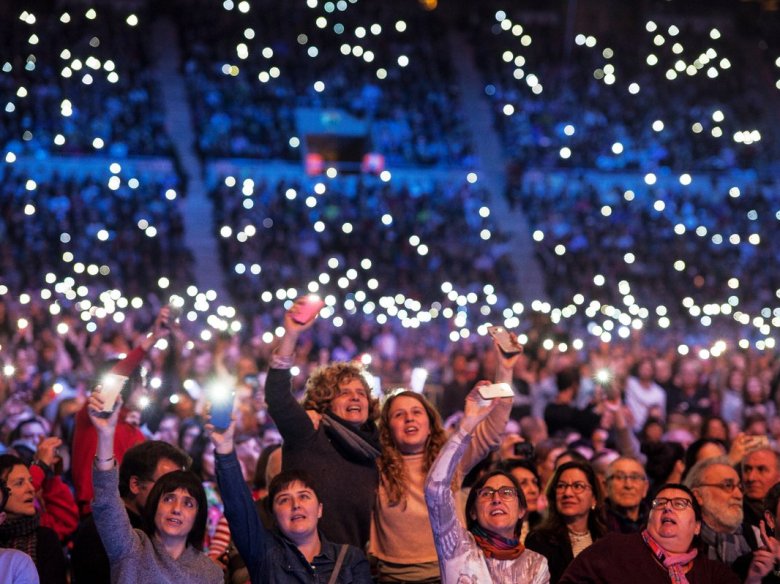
[604, 457, 649, 534]
[684, 456, 759, 567]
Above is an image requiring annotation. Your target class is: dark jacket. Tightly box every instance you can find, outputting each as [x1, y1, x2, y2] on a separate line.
[265, 367, 379, 548]
[71, 507, 143, 584]
[525, 529, 575, 584]
[604, 498, 649, 534]
[216, 449, 373, 584]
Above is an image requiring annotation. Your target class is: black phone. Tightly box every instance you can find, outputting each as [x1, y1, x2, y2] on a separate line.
[514, 442, 534, 459]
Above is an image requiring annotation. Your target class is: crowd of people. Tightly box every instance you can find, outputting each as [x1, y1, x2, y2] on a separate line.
[0, 3, 171, 158]
[473, 0, 778, 175]
[209, 171, 518, 318]
[2, 0, 780, 582]
[178, 0, 473, 167]
[513, 170, 780, 341]
[0, 164, 192, 296]
[0, 297, 779, 582]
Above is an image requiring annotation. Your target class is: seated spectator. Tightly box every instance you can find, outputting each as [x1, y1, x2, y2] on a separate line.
[559, 483, 739, 583]
[71, 437, 192, 584]
[743, 448, 780, 529]
[211, 417, 372, 583]
[88, 393, 222, 584]
[501, 459, 544, 543]
[684, 456, 758, 565]
[544, 367, 601, 439]
[734, 482, 780, 583]
[604, 456, 649, 534]
[624, 357, 666, 432]
[424, 385, 549, 583]
[370, 338, 515, 582]
[72, 307, 171, 516]
[264, 300, 380, 548]
[0, 455, 67, 584]
[525, 460, 608, 584]
[0, 478, 39, 584]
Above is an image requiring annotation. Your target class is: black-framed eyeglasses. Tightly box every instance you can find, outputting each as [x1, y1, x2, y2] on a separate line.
[651, 497, 693, 511]
[477, 487, 519, 501]
[696, 480, 743, 494]
[555, 481, 591, 494]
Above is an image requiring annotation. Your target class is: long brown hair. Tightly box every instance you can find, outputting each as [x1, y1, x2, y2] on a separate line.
[377, 391, 447, 506]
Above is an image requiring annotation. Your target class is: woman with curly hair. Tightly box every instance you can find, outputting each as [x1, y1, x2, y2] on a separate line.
[369, 341, 518, 583]
[525, 460, 608, 584]
[264, 299, 381, 548]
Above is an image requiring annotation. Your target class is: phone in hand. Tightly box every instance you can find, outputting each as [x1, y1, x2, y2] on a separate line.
[477, 382, 515, 400]
[291, 295, 325, 325]
[487, 326, 522, 357]
[95, 373, 128, 416]
[210, 392, 235, 431]
[514, 441, 534, 459]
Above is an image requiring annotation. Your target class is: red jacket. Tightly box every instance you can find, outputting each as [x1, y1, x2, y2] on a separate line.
[71, 347, 147, 516]
[30, 462, 79, 542]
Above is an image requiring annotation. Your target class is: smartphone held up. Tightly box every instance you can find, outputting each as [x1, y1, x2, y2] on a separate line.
[94, 373, 128, 417]
[291, 294, 325, 325]
[487, 326, 522, 357]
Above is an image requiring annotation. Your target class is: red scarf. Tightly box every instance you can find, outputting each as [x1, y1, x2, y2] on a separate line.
[641, 529, 697, 584]
[472, 525, 525, 560]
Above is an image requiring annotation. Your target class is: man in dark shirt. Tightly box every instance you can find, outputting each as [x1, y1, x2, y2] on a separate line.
[604, 457, 649, 534]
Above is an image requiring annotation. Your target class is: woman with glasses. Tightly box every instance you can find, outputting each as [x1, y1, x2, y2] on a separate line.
[559, 484, 739, 583]
[424, 384, 549, 583]
[525, 460, 607, 583]
[369, 341, 517, 583]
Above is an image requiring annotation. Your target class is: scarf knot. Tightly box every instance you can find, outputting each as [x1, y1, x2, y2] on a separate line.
[471, 525, 525, 560]
[641, 529, 697, 584]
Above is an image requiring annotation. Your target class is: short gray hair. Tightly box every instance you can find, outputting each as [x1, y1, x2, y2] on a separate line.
[683, 455, 733, 489]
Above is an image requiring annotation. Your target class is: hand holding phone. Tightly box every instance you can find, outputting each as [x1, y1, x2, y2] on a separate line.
[291, 295, 325, 325]
[487, 326, 522, 357]
[94, 373, 128, 416]
[209, 392, 235, 431]
[477, 382, 515, 400]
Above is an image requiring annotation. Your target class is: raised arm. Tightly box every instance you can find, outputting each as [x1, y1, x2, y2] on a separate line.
[460, 339, 522, 472]
[264, 300, 321, 446]
[87, 394, 142, 562]
[425, 386, 506, 562]
[210, 419, 270, 574]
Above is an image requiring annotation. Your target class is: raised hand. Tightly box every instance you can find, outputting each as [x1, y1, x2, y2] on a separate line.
[35, 436, 62, 468]
[206, 417, 237, 455]
[86, 390, 122, 436]
[461, 381, 510, 432]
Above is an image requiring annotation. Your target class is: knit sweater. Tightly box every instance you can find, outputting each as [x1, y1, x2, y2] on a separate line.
[369, 398, 510, 568]
[92, 465, 223, 584]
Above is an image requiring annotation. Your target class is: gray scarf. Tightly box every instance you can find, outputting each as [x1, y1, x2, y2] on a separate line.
[699, 522, 752, 566]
